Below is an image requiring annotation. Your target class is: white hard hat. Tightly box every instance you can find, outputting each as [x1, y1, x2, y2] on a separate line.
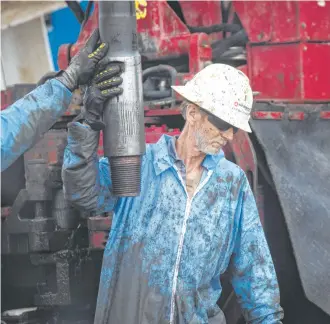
[171, 63, 253, 133]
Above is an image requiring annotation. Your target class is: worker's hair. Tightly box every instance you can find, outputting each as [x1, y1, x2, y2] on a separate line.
[180, 100, 204, 120]
[180, 100, 190, 120]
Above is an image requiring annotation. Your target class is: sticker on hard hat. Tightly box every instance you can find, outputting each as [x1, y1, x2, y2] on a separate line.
[136, 0, 147, 20]
[234, 101, 251, 115]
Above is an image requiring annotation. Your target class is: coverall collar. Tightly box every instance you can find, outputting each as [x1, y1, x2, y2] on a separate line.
[152, 135, 225, 176]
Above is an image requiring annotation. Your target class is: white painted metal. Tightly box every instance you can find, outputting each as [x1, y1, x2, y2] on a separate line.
[1, 17, 53, 86]
[1, 60, 6, 90]
[40, 15, 55, 72]
[1, 1, 67, 31]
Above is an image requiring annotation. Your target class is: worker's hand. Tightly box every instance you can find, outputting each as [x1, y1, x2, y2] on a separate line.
[82, 63, 123, 131]
[56, 28, 109, 92]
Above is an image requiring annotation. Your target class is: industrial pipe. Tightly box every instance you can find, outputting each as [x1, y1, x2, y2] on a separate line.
[99, 1, 145, 197]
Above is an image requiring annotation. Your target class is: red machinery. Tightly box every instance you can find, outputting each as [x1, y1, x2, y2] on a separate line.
[1, 1, 330, 323]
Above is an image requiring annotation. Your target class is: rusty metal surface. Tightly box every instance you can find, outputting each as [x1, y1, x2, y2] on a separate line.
[87, 215, 112, 249]
[252, 110, 330, 121]
[222, 129, 265, 229]
[234, 1, 330, 43]
[1, 84, 36, 111]
[1, 152, 99, 312]
[1, 158, 79, 254]
[57, 0, 330, 105]
[58, 1, 213, 73]
[233, 0, 330, 102]
[1, 206, 12, 218]
[248, 43, 330, 101]
[3, 0, 330, 320]
[24, 129, 68, 164]
[223, 130, 258, 196]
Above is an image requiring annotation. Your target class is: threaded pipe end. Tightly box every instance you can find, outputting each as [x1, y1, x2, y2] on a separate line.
[109, 156, 141, 197]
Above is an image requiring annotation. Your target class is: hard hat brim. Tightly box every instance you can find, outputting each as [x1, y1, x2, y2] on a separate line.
[171, 85, 202, 106]
[171, 85, 252, 133]
[240, 121, 252, 133]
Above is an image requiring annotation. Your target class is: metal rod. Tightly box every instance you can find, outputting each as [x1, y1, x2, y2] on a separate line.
[99, 1, 145, 197]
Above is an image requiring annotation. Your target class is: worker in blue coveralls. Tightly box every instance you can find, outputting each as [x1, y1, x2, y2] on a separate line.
[0, 29, 123, 172]
[62, 64, 284, 324]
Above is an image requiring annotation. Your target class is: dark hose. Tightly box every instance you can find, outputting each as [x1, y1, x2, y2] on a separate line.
[220, 47, 245, 58]
[65, 1, 85, 24]
[212, 29, 248, 59]
[143, 65, 177, 84]
[82, 1, 94, 27]
[144, 90, 172, 100]
[142, 65, 177, 106]
[188, 23, 242, 34]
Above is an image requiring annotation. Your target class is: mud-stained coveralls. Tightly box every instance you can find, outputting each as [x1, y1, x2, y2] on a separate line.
[1, 79, 72, 171]
[62, 121, 284, 324]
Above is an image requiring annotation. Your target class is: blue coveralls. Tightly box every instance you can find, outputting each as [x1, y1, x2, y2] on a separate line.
[62, 120, 284, 324]
[1, 79, 72, 171]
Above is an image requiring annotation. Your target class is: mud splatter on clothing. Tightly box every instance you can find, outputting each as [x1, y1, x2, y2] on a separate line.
[63, 128, 283, 324]
[1, 79, 72, 171]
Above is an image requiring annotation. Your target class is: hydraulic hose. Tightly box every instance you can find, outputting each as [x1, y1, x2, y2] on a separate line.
[81, 1, 94, 28]
[144, 90, 172, 100]
[188, 23, 242, 34]
[212, 29, 248, 60]
[65, 1, 85, 24]
[142, 65, 177, 105]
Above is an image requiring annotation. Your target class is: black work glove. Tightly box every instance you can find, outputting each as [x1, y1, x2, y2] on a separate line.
[56, 28, 109, 92]
[82, 63, 123, 131]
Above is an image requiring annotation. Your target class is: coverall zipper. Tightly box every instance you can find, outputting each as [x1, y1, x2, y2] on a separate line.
[170, 169, 213, 323]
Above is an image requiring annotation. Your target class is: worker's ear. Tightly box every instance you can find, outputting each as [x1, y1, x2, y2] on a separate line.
[186, 103, 202, 125]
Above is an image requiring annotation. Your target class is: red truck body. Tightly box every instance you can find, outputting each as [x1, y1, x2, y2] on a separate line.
[1, 1, 330, 323]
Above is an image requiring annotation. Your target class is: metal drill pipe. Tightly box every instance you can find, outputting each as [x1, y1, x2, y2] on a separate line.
[99, 1, 145, 197]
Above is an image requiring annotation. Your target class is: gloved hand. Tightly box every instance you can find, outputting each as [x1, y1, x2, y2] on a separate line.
[82, 63, 123, 131]
[56, 28, 109, 92]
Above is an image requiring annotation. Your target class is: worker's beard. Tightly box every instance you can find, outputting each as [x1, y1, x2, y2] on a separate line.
[194, 128, 224, 155]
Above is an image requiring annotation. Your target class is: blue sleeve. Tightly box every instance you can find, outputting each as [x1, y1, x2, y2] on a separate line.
[62, 121, 117, 214]
[1, 79, 72, 171]
[229, 175, 284, 323]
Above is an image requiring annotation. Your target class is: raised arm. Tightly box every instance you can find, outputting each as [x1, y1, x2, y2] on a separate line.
[1, 80, 71, 171]
[1, 28, 108, 172]
[62, 62, 123, 214]
[229, 174, 284, 323]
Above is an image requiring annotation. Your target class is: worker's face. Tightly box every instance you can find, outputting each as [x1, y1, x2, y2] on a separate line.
[187, 104, 234, 155]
